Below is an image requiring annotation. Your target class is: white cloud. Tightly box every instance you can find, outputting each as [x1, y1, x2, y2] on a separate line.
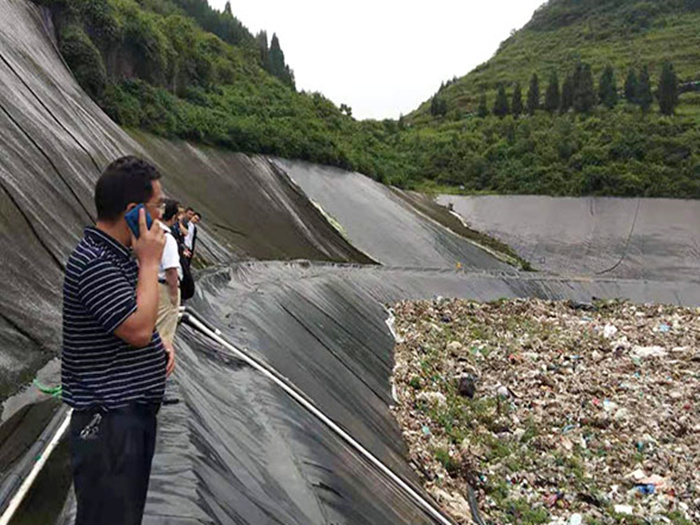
[209, 0, 545, 120]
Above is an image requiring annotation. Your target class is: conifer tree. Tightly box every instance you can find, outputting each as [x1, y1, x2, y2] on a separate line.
[269, 34, 295, 88]
[573, 63, 595, 113]
[560, 74, 574, 113]
[269, 34, 284, 77]
[598, 65, 618, 108]
[637, 65, 653, 113]
[430, 96, 440, 116]
[658, 62, 679, 115]
[625, 68, 638, 103]
[493, 84, 510, 117]
[256, 31, 269, 68]
[477, 91, 489, 118]
[398, 114, 406, 130]
[511, 83, 523, 117]
[526, 73, 540, 115]
[544, 71, 560, 113]
[430, 96, 447, 117]
[224, 1, 232, 16]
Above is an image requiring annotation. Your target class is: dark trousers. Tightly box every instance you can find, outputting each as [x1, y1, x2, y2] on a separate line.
[69, 403, 160, 525]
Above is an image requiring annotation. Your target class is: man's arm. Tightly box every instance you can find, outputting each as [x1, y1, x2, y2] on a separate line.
[114, 258, 160, 347]
[114, 208, 164, 347]
[165, 268, 179, 305]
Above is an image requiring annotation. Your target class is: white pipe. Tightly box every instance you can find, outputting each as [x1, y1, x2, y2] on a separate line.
[183, 312, 454, 525]
[0, 409, 72, 525]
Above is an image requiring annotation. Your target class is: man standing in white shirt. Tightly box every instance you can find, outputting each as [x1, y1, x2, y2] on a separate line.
[157, 200, 183, 347]
[183, 209, 200, 262]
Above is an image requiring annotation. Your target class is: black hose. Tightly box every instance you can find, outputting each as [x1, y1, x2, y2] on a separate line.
[595, 198, 641, 275]
[467, 484, 488, 525]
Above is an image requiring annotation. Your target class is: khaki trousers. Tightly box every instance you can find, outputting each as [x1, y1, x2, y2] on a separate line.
[156, 283, 181, 346]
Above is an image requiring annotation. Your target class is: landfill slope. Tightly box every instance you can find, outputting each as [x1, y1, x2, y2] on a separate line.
[275, 160, 512, 270]
[128, 132, 374, 264]
[0, 0, 372, 404]
[124, 261, 700, 523]
[1, 1, 517, 523]
[3, 0, 700, 524]
[439, 195, 700, 281]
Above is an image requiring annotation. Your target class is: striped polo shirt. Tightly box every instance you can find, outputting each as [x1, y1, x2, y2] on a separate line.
[61, 227, 166, 410]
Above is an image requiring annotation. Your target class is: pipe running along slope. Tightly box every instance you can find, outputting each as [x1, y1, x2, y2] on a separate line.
[181, 309, 456, 525]
[0, 408, 71, 525]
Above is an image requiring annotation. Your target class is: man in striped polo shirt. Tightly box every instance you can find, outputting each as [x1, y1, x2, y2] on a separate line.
[62, 156, 175, 525]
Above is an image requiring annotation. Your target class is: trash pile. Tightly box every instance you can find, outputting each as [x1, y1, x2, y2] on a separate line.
[390, 298, 699, 525]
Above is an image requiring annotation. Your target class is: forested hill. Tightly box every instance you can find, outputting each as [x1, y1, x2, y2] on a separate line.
[412, 0, 700, 119]
[31, 0, 381, 171]
[400, 0, 700, 198]
[33, 0, 700, 198]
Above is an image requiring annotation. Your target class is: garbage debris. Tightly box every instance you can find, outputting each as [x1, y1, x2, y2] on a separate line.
[457, 375, 477, 399]
[630, 345, 668, 359]
[391, 298, 699, 524]
[603, 324, 618, 339]
[614, 504, 634, 515]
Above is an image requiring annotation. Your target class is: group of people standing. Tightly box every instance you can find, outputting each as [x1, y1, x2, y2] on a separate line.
[155, 202, 201, 352]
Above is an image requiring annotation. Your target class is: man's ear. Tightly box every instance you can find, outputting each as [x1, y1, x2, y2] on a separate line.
[117, 203, 138, 223]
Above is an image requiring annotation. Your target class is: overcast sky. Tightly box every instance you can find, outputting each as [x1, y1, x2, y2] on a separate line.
[209, 0, 546, 120]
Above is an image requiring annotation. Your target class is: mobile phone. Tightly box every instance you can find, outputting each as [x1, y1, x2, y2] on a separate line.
[125, 204, 153, 239]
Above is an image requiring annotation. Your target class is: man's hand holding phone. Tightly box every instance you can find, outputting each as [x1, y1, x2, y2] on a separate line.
[130, 207, 165, 267]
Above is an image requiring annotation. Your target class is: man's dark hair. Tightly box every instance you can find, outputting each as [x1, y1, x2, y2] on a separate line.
[194, 212, 202, 220]
[95, 156, 161, 221]
[186, 207, 194, 213]
[163, 199, 180, 222]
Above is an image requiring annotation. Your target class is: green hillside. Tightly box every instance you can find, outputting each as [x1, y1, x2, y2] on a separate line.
[401, 0, 700, 197]
[36, 0, 700, 198]
[34, 0, 407, 182]
[412, 0, 700, 119]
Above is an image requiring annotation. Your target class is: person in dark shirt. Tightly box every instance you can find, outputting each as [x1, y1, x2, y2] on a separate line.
[62, 156, 174, 525]
[170, 206, 186, 247]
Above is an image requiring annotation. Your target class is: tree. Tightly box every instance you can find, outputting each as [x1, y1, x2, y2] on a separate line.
[511, 83, 523, 117]
[544, 71, 560, 113]
[573, 63, 595, 113]
[526, 73, 540, 115]
[560, 74, 574, 113]
[477, 91, 489, 118]
[658, 61, 679, 115]
[223, 1, 232, 17]
[268, 34, 295, 88]
[624, 68, 638, 103]
[493, 83, 509, 117]
[398, 114, 406, 130]
[598, 65, 618, 108]
[340, 103, 353, 117]
[256, 30, 269, 68]
[637, 65, 653, 113]
[430, 95, 447, 117]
